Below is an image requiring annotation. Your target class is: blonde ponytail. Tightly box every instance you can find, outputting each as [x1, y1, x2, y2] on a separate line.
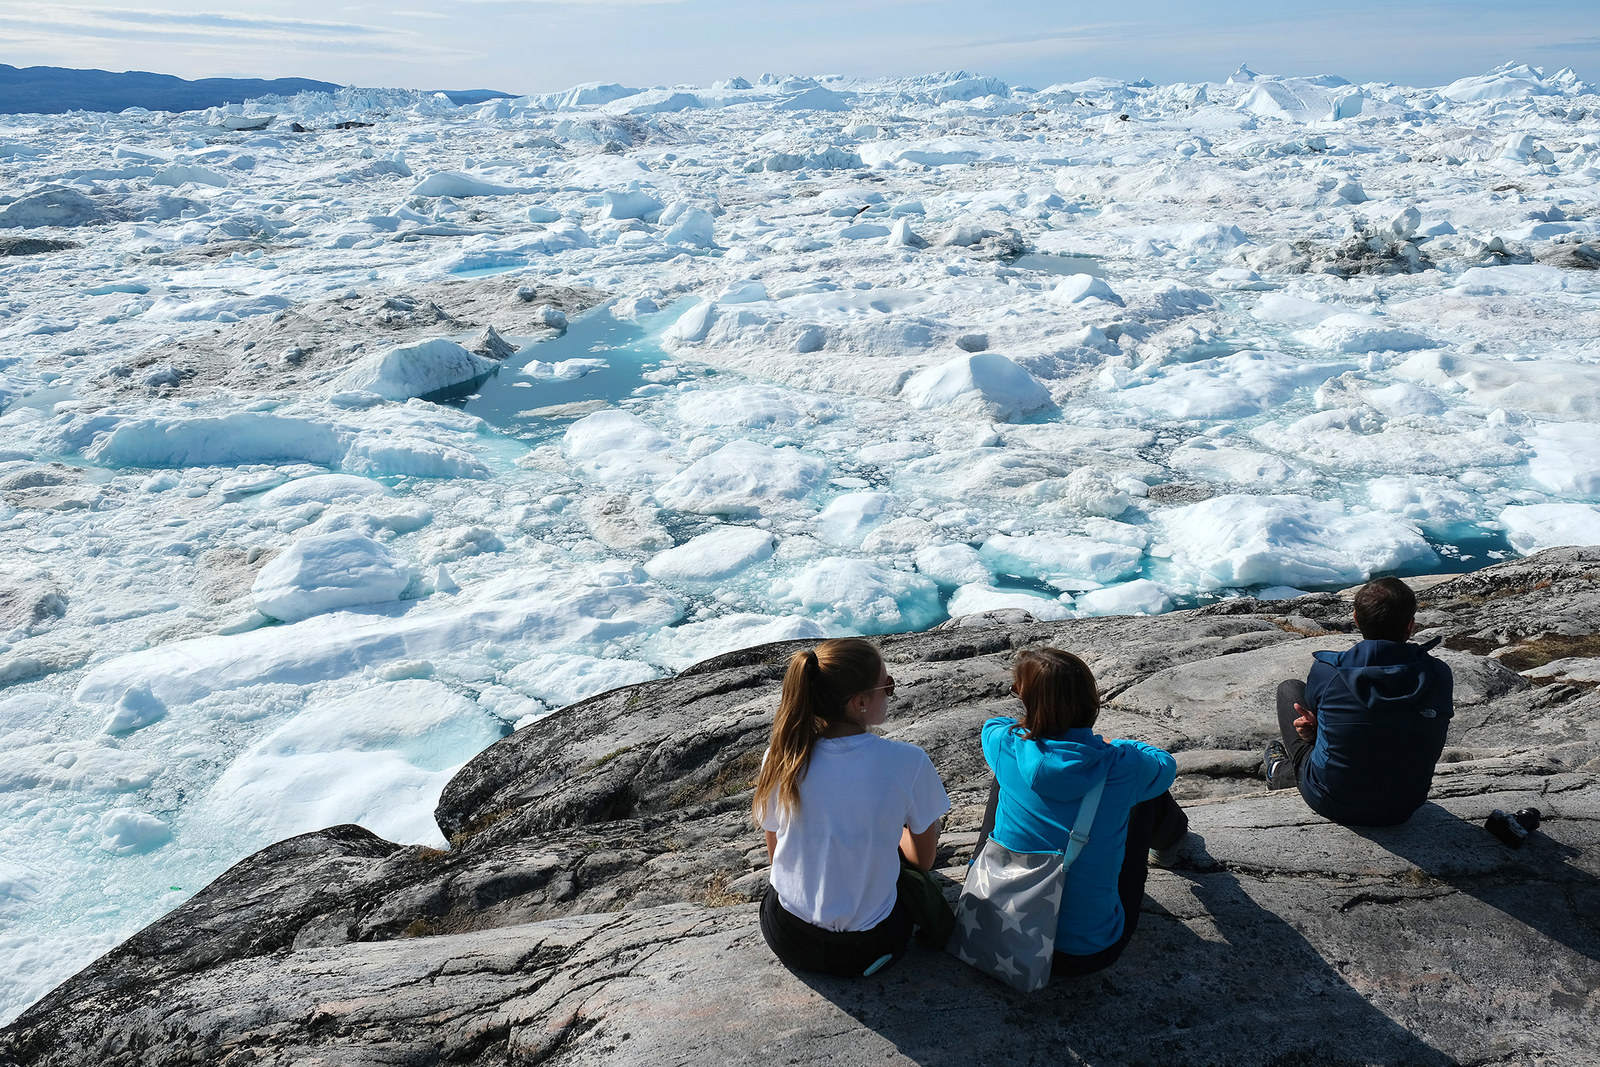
[753, 639, 883, 823]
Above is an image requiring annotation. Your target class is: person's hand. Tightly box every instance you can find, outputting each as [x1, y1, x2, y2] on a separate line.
[1293, 703, 1317, 742]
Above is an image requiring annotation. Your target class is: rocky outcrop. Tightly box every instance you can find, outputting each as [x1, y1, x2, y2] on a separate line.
[4, 548, 1599, 1066]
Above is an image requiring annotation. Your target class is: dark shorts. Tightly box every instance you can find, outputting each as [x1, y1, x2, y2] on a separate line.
[759, 884, 913, 978]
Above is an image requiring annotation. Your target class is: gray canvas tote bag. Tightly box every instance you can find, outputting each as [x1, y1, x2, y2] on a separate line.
[947, 773, 1107, 991]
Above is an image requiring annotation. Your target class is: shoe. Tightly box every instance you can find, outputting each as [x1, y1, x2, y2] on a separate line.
[1148, 836, 1185, 869]
[1263, 740, 1296, 790]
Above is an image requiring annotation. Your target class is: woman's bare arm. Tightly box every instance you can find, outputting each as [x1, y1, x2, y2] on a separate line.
[899, 823, 939, 871]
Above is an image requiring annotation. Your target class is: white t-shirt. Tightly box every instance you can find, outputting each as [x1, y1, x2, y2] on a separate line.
[758, 733, 950, 932]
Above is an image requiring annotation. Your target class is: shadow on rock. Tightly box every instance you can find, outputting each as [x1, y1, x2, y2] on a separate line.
[782, 835, 1449, 1067]
[1352, 802, 1600, 964]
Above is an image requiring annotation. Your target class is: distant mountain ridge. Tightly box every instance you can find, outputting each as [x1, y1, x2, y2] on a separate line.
[0, 64, 512, 115]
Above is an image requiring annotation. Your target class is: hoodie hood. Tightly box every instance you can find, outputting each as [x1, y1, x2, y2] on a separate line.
[1009, 728, 1113, 803]
[1312, 638, 1445, 716]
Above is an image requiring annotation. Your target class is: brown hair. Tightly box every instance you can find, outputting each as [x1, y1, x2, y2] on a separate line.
[1353, 577, 1416, 642]
[752, 638, 884, 822]
[1011, 647, 1099, 740]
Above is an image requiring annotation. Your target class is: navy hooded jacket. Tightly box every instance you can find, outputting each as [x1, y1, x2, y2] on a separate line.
[1299, 638, 1453, 826]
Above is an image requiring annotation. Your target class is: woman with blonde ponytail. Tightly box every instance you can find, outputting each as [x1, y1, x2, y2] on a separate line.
[754, 638, 949, 977]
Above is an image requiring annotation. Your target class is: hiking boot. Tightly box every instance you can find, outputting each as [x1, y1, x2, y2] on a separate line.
[1263, 740, 1296, 790]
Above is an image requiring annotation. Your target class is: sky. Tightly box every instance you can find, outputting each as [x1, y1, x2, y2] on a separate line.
[1, 0, 1598, 95]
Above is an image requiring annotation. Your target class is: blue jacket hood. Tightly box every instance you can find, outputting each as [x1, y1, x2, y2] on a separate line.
[1008, 728, 1114, 803]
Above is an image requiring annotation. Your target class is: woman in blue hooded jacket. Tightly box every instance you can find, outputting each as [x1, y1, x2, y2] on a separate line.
[979, 647, 1188, 977]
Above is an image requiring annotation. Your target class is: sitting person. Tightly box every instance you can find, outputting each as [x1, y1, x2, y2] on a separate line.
[1264, 576, 1454, 825]
[979, 648, 1188, 978]
[754, 638, 950, 978]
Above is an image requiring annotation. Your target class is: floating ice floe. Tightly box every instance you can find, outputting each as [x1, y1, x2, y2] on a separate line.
[780, 558, 942, 633]
[900, 353, 1052, 421]
[947, 584, 1073, 621]
[644, 526, 776, 582]
[654, 440, 825, 516]
[1500, 503, 1600, 554]
[200, 680, 504, 848]
[251, 530, 412, 622]
[331, 339, 499, 401]
[411, 171, 525, 197]
[1155, 494, 1437, 589]
[502, 652, 661, 707]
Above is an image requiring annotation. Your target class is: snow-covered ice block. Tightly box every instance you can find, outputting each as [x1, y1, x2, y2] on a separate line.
[1074, 579, 1172, 617]
[330, 338, 498, 401]
[102, 683, 166, 735]
[675, 385, 810, 429]
[1525, 423, 1600, 498]
[0, 185, 103, 227]
[663, 203, 715, 247]
[97, 811, 172, 855]
[915, 543, 991, 587]
[1395, 352, 1600, 418]
[412, 171, 523, 197]
[1051, 274, 1123, 306]
[260, 474, 389, 508]
[947, 584, 1073, 621]
[201, 680, 503, 848]
[563, 409, 679, 483]
[1441, 64, 1560, 102]
[76, 565, 682, 709]
[343, 434, 488, 479]
[781, 558, 942, 633]
[84, 413, 343, 468]
[1500, 503, 1600, 554]
[252, 530, 412, 623]
[602, 184, 664, 222]
[1114, 350, 1353, 420]
[718, 280, 769, 303]
[522, 358, 605, 380]
[1155, 494, 1436, 589]
[654, 440, 824, 516]
[900, 353, 1052, 421]
[665, 301, 716, 344]
[642, 613, 831, 672]
[151, 164, 229, 187]
[142, 294, 291, 322]
[774, 87, 851, 112]
[1451, 265, 1567, 295]
[502, 652, 660, 708]
[979, 533, 1144, 586]
[1296, 314, 1437, 354]
[1365, 476, 1479, 534]
[817, 492, 892, 545]
[644, 526, 775, 582]
[565, 409, 672, 458]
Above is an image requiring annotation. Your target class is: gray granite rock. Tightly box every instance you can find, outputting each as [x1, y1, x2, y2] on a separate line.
[3, 548, 1599, 1066]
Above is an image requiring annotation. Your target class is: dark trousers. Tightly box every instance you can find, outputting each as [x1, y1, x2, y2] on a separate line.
[760, 884, 913, 978]
[1276, 679, 1314, 779]
[976, 780, 1188, 979]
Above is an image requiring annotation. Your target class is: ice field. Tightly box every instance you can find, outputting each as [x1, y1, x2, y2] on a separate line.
[2, 62, 1600, 1020]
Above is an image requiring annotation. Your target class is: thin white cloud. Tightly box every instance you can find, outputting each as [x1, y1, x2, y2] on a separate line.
[0, 5, 384, 37]
[0, 5, 463, 63]
[451, 0, 686, 6]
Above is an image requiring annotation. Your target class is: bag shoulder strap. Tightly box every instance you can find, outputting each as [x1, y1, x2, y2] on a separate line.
[1061, 772, 1108, 871]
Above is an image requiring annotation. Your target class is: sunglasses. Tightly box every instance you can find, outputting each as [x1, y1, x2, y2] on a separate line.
[867, 677, 896, 698]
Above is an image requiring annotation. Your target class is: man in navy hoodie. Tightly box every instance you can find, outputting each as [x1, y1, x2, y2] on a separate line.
[1264, 577, 1453, 825]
